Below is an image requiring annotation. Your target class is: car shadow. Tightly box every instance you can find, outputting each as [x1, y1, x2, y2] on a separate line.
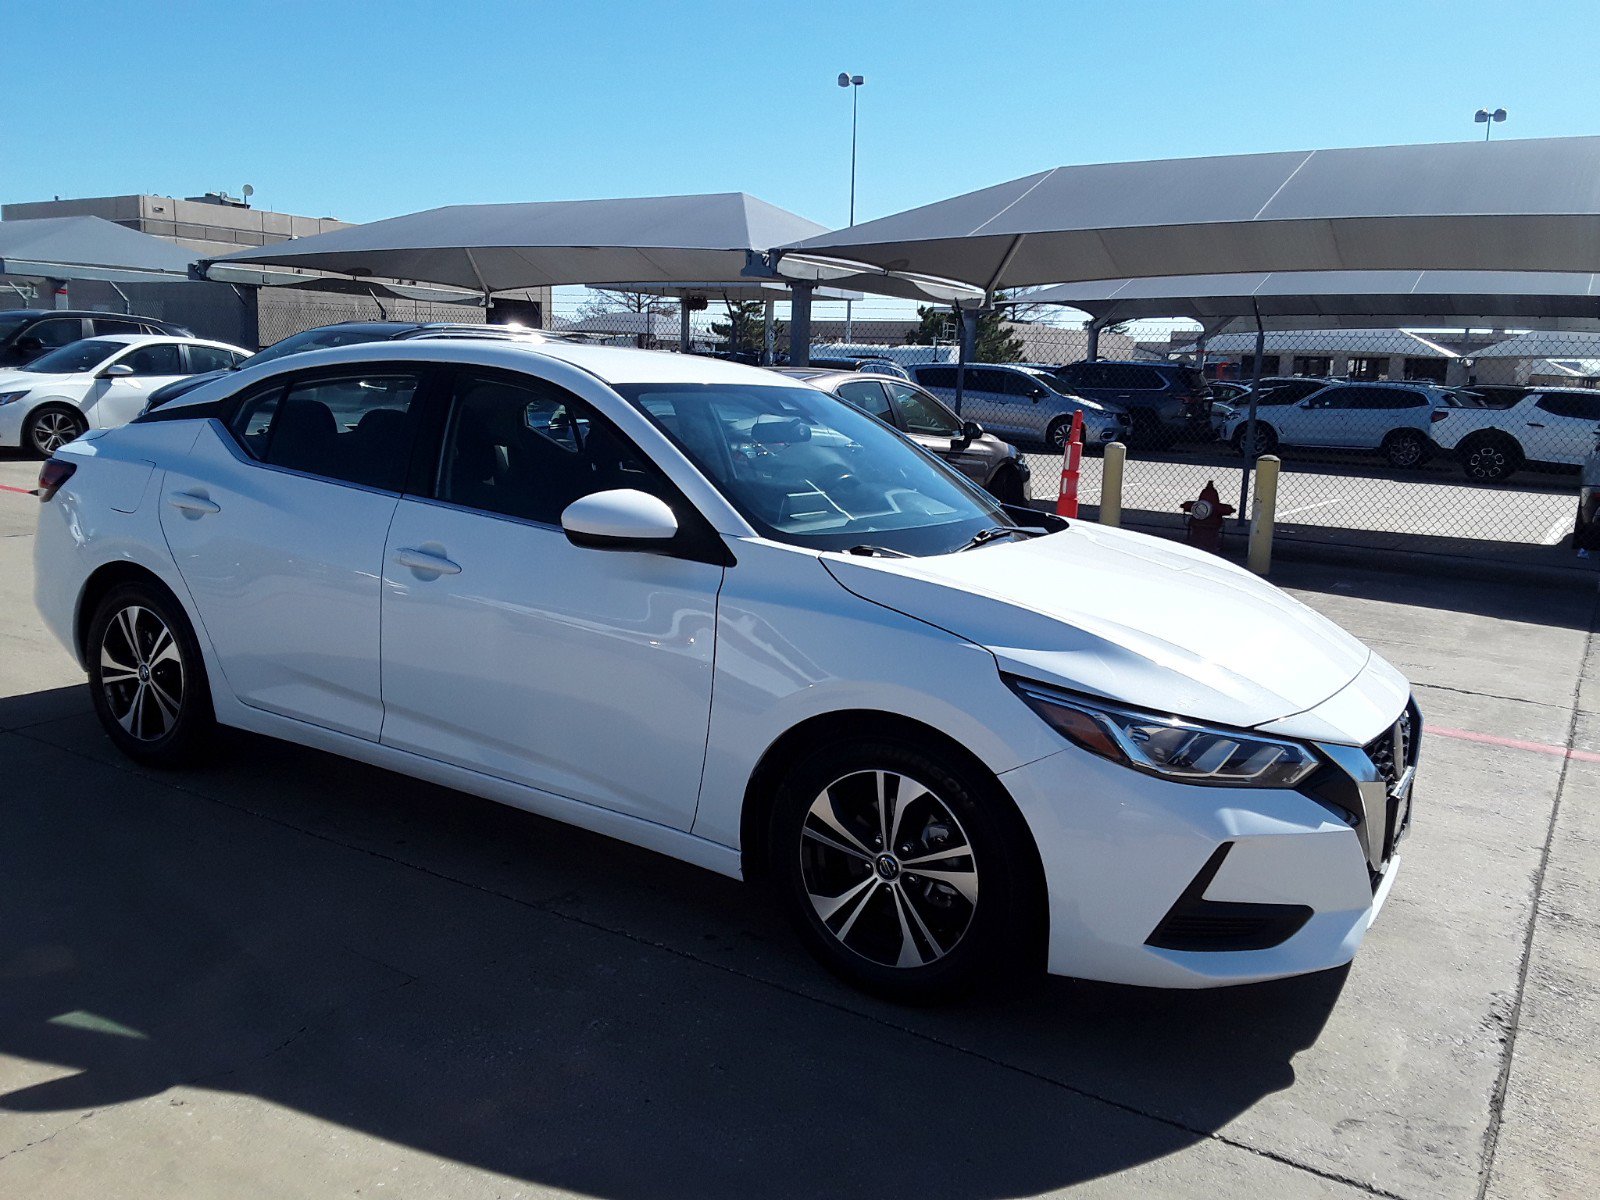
[0, 690, 1347, 1197]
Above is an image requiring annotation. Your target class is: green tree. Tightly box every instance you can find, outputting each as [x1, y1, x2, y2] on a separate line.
[711, 299, 783, 358]
[906, 304, 1025, 363]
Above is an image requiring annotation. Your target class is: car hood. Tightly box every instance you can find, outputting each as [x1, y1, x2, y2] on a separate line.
[0, 369, 67, 391]
[822, 523, 1374, 731]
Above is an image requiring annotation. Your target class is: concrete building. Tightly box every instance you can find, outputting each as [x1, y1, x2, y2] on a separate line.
[0, 192, 551, 349]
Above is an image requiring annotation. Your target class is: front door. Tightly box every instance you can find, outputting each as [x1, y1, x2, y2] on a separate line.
[160, 364, 427, 738]
[378, 367, 723, 829]
[83, 341, 189, 430]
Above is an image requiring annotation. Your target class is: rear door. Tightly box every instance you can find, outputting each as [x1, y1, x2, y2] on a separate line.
[1525, 392, 1600, 464]
[159, 363, 429, 738]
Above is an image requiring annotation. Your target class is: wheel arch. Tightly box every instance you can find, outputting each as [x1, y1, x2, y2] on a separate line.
[75, 560, 186, 665]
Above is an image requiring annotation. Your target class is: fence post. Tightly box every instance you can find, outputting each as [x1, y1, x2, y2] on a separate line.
[1100, 441, 1125, 527]
[1248, 454, 1281, 575]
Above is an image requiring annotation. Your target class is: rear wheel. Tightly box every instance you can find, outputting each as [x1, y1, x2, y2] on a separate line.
[24, 405, 87, 457]
[1232, 422, 1278, 458]
[86, 582, 215, 767]
[1458, 432, 1523, 483]
[768, 737, 1043, 1003]
[1382, 428, 1430, 470]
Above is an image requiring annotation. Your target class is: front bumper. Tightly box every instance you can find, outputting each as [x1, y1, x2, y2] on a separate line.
[999, 699, 1417, 988]
[0, 399, 27, 447]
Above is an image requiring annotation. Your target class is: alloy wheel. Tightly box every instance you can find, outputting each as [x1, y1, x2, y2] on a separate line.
[799, 770, 978, 969]
[99, 605, 185, 742]
[31, 410, 84, 454]
[1466, 444, 1508, 480]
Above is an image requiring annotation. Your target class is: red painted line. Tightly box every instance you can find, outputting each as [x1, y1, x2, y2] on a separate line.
[0, 484, 34, 495]
[1429, 725, 1600, 764]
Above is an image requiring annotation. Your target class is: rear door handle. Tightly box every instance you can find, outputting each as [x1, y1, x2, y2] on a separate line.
[394, 547, 462, 576]
[168, 491, 220, 515]
[1525, 422, 1546, 428]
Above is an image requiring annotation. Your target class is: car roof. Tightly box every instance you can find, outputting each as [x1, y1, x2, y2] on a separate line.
[0, 309, 170, 320]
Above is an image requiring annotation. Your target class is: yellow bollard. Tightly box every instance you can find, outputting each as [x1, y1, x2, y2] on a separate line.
[1248, 455, 1281, 575]
[1099, 441, 1125, 528]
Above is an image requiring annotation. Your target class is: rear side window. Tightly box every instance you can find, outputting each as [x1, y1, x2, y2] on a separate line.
[914, 366, 957, 389]
[187, 344, 242, 373]
[91, 318, 145, 337]
[1537, 392, 1600, 421]
[233, 370, 423, 491]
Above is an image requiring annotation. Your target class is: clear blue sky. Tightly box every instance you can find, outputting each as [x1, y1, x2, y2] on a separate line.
[8, 0, 1595, 229]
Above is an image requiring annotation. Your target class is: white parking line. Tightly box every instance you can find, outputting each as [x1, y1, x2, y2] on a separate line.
[1276, 497, 1343, 519]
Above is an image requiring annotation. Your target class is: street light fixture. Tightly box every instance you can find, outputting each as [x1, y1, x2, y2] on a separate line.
[838, 72, 864, 343]
[1474, 107, 1507, 141]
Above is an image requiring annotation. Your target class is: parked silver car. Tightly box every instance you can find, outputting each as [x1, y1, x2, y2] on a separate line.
[908, 362, 1129, 450]
[781, 369, 1032, 505]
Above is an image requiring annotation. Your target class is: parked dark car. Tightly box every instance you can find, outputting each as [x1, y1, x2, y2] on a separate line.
[1046, 360, 1213, 447]
[782, 368, 1032, 505]
[0, 309, 192, 369]
[143, 321, 551, 410]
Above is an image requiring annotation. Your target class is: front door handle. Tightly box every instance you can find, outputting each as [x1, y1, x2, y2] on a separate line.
[1525, 422, 1546, 428]
[394, 547, 462, 576]
[168, 491, 220, 515]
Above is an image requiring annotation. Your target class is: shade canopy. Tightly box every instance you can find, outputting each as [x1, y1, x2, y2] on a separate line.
[786, 137, 1600, 292]
[1200, 327, 1459, 358]
[202, 193, 830, 293]
[602, 279, 863, 302]
[1005, 269, 1600, 332]
[1475, 330, 1600, 358]
[0, 215, 195, 283]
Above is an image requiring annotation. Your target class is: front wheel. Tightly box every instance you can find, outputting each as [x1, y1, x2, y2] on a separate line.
[24, 405, 88, 457]
[768, 738, 1043, 1003]
[1044, 416, 1072, 452]
[986, 464, 1029, 507]
[1232, 423, 1278, 458]
[86, 582, 215, 767]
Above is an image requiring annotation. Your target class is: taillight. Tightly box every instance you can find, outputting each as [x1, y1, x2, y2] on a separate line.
[36, 458, 76, 502]
[1430, 410, 1450, 423]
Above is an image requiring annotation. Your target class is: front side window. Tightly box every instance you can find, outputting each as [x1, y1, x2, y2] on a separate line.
[242, 371, 422, 490]
[22, 317, 85, 352]
[24, 338, 120, 375]
[886, 382, 960, 436]
[436, 371, 661, 525]
[619, 382, 1009, 556]
[118, 343, 182, 376]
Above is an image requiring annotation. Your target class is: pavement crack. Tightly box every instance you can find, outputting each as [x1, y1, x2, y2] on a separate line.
[1412, 680, 1570, 711]
[1474, 586, 1599, 1200]
[0, 1109, 98, 1165]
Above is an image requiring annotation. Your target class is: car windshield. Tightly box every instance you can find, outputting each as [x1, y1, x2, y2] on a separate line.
[244, 326, 397, 368]
[23, 338, 120, 374]
[616, 382, 1014, 556]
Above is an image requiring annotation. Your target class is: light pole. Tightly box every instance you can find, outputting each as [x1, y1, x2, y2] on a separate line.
[1474, 107, 1507, 141]
[838, 72, 864, 344]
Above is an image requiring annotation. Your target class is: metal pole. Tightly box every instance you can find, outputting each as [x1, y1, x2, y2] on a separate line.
[790, 283, 813, 367]
[1237, 300, 1267, 523]
[1086, 318, 1103, 362]
[844, 82, 858, 346]
[762, 299, 775, 366]
[679, 299, 691, 353]
[953, 307, 977, 416]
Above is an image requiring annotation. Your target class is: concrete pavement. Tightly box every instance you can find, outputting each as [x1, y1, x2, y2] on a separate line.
[1, 448, 1596, 1198]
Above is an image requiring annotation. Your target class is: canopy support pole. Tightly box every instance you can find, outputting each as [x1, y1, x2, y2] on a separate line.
[1237, 299, 1267, 525]
[1086, 316, 1107, 362]
[679, 302, 691, 353]
[953, 306, 978, 416]
[762, 299, 776, 365]
[790, 283, 813, 366]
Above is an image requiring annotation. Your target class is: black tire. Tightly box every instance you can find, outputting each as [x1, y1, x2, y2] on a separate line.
[23, 405, 87, 458]
[1382, 428, 1431, 470]
[1128, 409, 1163, 450]
[986, 464, 1028, 507]
[768, 736, 1044, 1003]
[1044, 416, 1072, 452]
[1231, 422, 1278, 458]
[1458, 432, 1523, 483]
[86, 581, 215, 767]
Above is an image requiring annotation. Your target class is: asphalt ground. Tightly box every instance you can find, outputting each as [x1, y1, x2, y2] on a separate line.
[1, 448, 1597, 1198]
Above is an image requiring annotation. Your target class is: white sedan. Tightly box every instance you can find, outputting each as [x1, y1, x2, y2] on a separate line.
[0, 333, 249, 455]
[32, 340, 1418, 1000]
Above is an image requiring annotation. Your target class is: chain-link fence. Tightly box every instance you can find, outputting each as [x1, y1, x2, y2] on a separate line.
[547, 291, 1600, 561]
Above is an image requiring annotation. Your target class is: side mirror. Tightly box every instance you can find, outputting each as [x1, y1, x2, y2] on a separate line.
[1028, 385, 1048, 401]
[955, 420, 983, 446]
[561, 489, 679, 551]
[100, 363, 135, 378]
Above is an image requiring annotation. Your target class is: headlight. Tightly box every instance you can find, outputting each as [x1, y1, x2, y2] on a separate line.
[0, 391, 29, 406]
[1007, 677, 1320, 788]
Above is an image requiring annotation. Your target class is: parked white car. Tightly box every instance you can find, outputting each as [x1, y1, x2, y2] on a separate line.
[1222, 380, 1454, 468]
[33, 340, 1418, 1000]
[910, 363, 1130, 450]
[1432, 387, 1600, 482]
[0, 334, 249, 455]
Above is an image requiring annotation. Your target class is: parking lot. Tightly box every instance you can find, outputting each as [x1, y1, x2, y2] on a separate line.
[0, 447, 1595, 1199]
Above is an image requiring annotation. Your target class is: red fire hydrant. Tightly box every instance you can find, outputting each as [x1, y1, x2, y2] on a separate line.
[1180, 480, 1234, 553]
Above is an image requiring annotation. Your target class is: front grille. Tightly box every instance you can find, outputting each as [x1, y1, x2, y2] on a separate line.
[1365, 700, 1419, 789]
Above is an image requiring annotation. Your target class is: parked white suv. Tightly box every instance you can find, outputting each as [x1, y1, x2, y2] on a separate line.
[33, 339, 1417, 1000]
[0, 334, 248, 455]
[1432, 387, 1600, 482]
[1222, 380, 1453, 469]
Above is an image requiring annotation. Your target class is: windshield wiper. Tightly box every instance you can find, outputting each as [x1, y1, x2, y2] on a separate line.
[846, 544, 912, 558]
[954, 526, 1027, 553]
